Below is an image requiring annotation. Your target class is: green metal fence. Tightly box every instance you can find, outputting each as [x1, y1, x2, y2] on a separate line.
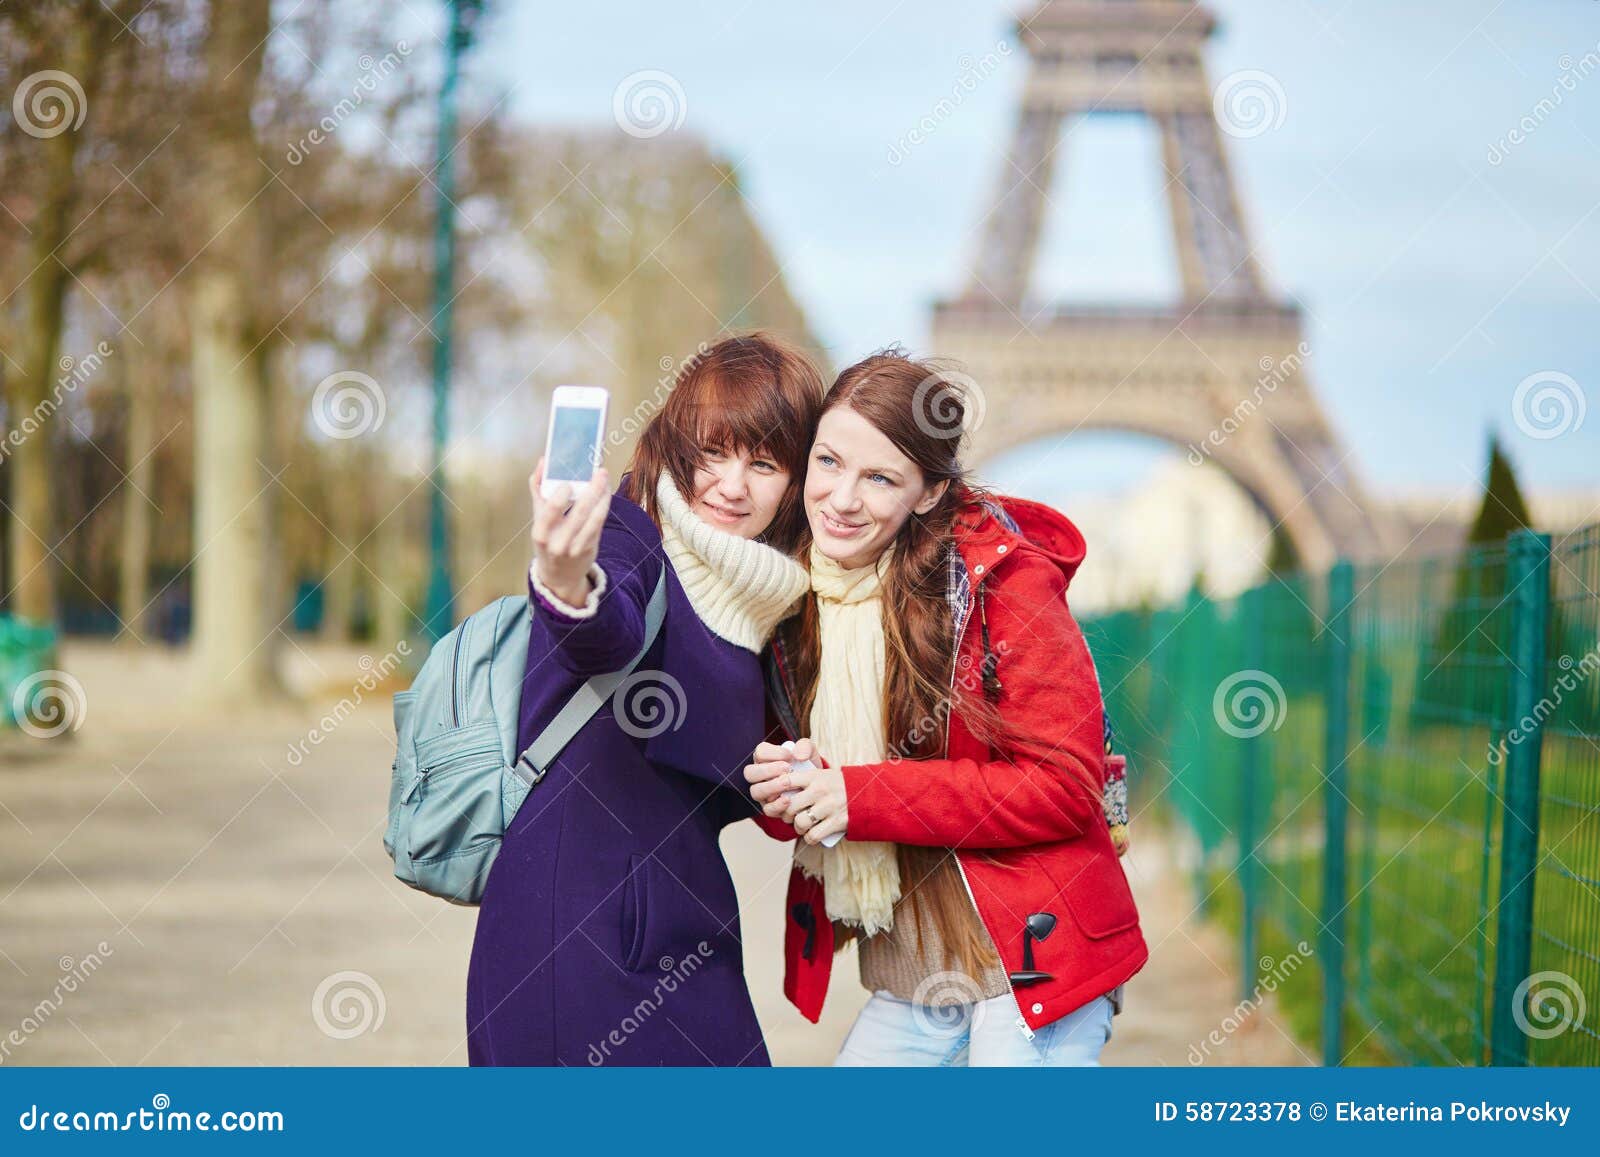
[1083, 525, 1600, 1066]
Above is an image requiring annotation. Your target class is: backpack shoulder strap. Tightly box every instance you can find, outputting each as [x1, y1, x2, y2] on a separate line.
[514, 562, 669, 788]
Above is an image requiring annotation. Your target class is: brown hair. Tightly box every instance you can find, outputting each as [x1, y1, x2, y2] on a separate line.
[782, 349, 1004, 979]
[624, 332, 824, 554]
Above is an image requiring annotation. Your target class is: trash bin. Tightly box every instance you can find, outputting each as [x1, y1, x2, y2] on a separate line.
[0, 616, 60, 730]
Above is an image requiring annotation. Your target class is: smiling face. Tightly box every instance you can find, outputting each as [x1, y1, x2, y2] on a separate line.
[805, 405, 947, 569]
[690, 446, 790, 540]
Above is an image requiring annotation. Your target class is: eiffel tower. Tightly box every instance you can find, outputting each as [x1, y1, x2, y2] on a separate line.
[934, 0, 1392, 570]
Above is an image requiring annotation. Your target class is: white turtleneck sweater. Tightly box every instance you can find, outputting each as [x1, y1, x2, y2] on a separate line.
[530, 474, 808, 654]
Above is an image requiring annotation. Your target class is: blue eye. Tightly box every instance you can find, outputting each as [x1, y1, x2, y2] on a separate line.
[816, 453, 836, 467]
[869, 473, 891, 486]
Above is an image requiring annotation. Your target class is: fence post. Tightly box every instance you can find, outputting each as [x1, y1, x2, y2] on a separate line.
[1489, 529, 1550, 1066]
[1239, 586, 1263, 1001]
[1320, 560, 1354, 1065]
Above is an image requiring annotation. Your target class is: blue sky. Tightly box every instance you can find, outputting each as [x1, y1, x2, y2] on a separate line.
[474, 0, 1600, 500]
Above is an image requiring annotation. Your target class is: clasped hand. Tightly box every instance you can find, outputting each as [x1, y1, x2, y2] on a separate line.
[743, 738, 848, 846]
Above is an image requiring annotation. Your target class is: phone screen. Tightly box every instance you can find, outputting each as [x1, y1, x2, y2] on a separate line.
[546, 406, 604, 482]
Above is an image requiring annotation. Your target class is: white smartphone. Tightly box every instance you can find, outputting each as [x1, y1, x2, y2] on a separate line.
[540, 385, 610, 500]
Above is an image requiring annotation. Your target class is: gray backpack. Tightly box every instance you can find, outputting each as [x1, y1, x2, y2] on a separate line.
[383, 569, 667, 905]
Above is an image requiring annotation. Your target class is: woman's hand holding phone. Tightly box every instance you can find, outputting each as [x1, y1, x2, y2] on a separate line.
[744, 738, 848, 846]
[529, 457, 611, 608]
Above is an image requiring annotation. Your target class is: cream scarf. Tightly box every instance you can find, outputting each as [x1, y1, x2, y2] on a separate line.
[792, 544, 902, 935]
[653, 473, 809, 652]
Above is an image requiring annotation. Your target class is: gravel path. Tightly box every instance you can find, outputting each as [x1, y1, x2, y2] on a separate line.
[0, 641, 1307, 1067]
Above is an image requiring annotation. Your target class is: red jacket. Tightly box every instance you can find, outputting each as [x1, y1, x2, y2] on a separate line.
[762, 494, 1147, 1038]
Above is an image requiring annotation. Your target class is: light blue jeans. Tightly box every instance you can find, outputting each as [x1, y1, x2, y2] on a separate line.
[834, 990, 1115, 1067]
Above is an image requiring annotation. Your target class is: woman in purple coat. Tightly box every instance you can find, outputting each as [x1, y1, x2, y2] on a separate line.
[466, 334, 823, 1066]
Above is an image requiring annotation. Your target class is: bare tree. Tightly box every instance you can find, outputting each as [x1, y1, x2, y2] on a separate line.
[0, 1, 130, 622]
[186, 0, 280, 698]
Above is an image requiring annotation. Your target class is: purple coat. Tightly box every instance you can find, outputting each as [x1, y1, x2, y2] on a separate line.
[465, 493, 772, 1066]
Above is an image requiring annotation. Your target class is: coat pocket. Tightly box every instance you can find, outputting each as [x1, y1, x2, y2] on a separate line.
[383, 690, 419, 858]
[1051, 843, 1141, 940]
[407, 720, 504, 866]
[620, 853, 649, 971]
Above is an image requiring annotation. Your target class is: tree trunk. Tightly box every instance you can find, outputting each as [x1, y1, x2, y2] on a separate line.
[372, 471, 413, 654]
[116, 337, 155, 642]
[187, 0, 282, 700]
[4, 16, 106, 623]
[317, 447, 361, 642]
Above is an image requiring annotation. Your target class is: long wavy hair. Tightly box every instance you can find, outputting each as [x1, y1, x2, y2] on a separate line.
[781, 349, 1005, 979]
[623, 332, 824, 554]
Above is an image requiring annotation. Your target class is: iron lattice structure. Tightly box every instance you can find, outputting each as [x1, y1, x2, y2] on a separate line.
[934, 0, 1393, 569]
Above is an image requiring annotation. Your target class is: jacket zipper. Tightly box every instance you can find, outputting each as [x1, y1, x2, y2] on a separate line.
[449, 617, 472, 727]
[947, 571, 1035, 1041]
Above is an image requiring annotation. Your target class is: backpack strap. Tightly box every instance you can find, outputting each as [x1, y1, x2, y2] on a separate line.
[514, 563, 669, 787]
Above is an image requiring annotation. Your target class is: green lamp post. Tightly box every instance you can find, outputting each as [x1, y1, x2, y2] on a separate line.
[422, 0, 485, 642]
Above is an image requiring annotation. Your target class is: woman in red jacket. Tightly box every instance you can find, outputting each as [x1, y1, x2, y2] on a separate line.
[745, 350, 1146, 1066]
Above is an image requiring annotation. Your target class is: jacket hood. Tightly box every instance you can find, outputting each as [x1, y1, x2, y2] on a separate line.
[957, 492, 1087, 589]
